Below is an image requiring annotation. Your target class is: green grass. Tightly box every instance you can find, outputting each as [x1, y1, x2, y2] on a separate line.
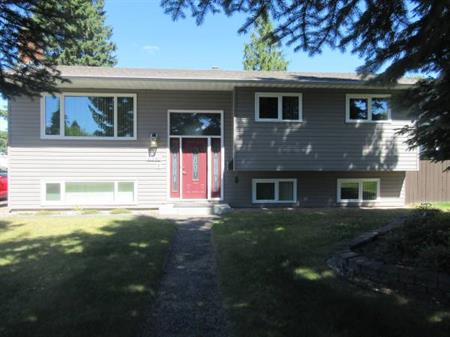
[431, 202, 450, 211]
[110, 208, 131, 214]
[0, 215, 176, 337]
[213, 209, 450, 337]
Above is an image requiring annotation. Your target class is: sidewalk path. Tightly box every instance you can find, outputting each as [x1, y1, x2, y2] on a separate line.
[142, 217, 229, 337]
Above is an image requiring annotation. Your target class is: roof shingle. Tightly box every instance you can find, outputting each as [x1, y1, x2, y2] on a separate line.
[56, 65, 416, 85]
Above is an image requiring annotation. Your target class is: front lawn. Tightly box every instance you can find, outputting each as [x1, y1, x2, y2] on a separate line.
[0, 214, 175, 337]
[431, 202, 450, 211]
[213, 209, 450, 337]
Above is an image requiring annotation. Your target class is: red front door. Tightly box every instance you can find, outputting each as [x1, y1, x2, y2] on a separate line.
[182, 138, 207, 199]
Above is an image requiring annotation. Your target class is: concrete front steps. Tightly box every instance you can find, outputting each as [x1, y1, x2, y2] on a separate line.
[159, 201, 232, 216]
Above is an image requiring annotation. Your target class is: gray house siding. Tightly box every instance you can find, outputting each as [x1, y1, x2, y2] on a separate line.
[8, 90, 233, 209]
[234, 87, 418, 172]
[8, 86, 413, 210]
[226, 171, 405, 208]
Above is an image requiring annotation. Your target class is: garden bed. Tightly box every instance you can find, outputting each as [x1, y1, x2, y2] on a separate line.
[358, 210, 450, 275]
[330, 209, 450, 304]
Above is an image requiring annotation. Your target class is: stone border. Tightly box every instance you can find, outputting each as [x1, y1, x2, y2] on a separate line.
[328, 217, 450, 303]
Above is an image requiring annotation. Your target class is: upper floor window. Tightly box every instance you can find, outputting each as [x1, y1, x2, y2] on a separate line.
[255, 92, 303, 122]
[41, 93, 137, 139]
[346, 94, 391, 123]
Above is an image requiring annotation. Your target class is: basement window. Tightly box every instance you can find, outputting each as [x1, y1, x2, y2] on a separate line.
[337, 179, 380, 202]
[42, 181, 136, 205]
[252, 179, 297, 203]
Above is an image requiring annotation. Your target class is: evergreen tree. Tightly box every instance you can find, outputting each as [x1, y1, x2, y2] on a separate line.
[0, 1, 83, 98]
[46, 107, 60, 136]
[162, 0, 450, 165]
[90, 97, 114, 136]
[243, 17, 288, 71]
[37, 0, 117, 66]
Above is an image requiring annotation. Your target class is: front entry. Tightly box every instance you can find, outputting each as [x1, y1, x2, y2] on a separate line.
[182, 138, 208, 199]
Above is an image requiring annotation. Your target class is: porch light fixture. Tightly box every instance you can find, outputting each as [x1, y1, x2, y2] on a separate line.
[150, 133, 158, 148]
[148, 133, 158, 158]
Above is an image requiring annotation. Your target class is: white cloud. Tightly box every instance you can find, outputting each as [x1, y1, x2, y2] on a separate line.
[142, 45, 160, 55]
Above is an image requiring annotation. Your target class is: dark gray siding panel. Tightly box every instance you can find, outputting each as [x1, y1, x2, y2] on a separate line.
[8, 90, 233, 209]
[225, 171, 405, 208]
[234, 87, 418, 171]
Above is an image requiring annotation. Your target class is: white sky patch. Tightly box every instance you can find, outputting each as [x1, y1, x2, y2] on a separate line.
[142, 45, 160, 55]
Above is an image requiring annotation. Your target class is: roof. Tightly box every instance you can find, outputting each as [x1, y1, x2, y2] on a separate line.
[57, 66, 416, 91]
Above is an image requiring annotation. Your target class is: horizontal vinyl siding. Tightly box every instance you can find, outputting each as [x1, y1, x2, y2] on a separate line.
[8, 90, 233, 209]
[234, 88, 419, 171]
[226, 171, 405, 208]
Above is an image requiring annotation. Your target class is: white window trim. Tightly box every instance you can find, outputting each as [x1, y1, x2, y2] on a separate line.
[345, 94, 392, 123]
[40, 92, 137, 140]
[41, 179, 138, 206]
[255, 92, 303, 122]
[337, 178, 380, 203]
[252, 178, 297, 203]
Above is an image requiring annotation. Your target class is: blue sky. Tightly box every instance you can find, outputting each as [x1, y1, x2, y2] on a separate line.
[1, 0, 365, 131]
[106, 0, 363, 71]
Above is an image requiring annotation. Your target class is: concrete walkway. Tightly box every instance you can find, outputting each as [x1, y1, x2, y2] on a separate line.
[141, 217, 229, 337]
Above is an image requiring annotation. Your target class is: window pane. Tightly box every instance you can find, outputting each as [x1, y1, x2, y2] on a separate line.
[170, 113, 221, 136]
[349, 98, 368, 120]
[363, 181, 378, 200]
[282, 96, 299, 120]
[259, 96, 278, 119]
[45, 96, 60, 135]
[117, 97, 134, 137]
[256, 182, 275, 200]
[170, 139, 179, 193]
[46, 183, 61, 201]
[340, 182, 359, 200]
[279, 181, 294, 201]
[65, 182, 114, 203]
[117, 182, 134, 203]
[212, 140, 220, 193]
[64, 96, 114, 137]
[371, 97, 390, 121]
[192, 147, 199, 181]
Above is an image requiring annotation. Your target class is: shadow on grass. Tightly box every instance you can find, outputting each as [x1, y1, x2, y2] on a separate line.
[214, 209, 450, 337]
[0, 215, 175, 337]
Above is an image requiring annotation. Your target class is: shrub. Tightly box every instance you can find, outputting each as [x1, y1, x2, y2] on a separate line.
[385, 211, 450, 274]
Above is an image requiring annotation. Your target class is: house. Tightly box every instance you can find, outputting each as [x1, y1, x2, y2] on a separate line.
[7, 66, 418, 211]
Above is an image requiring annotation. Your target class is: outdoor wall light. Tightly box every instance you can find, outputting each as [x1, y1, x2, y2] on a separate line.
[148, 133, 158, 158]
[150, 133, 158, 149]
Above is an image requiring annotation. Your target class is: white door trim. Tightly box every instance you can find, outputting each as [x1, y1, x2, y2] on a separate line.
[166, 110, 224, 201]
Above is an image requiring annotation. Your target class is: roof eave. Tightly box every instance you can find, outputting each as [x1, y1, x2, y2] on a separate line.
[58, 75, 414, 91]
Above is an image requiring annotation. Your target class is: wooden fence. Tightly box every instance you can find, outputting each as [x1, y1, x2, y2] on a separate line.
[405, 160, 450, 204]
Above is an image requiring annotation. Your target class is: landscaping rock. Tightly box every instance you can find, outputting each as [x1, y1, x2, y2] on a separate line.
[328, 217, 450, 304]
